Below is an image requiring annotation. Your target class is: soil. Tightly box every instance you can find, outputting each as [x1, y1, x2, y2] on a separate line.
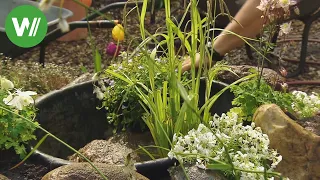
[0, 150, 49, 180]
[297, 115, 320, 136]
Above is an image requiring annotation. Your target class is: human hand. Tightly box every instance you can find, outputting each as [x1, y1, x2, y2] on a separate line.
[181, 53, 212, 72]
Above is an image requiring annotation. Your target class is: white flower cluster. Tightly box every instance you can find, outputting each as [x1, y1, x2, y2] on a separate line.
[1, 77, 37, 110]
[168, 113, 282, 179]
[292, 90, 320, 117]
[92, 74, 115, 100]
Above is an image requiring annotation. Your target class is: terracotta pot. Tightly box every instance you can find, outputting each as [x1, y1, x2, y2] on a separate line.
[54, 0, 92, 41]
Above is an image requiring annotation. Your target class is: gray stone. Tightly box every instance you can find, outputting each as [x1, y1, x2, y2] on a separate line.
[253, 104, 320, 180]
[68, 139, 139, 164]
[217, 65, 284, 85]
[42, 163, 149, 180]
[169, 164, 227, 180]
[68, 132, 153, 164]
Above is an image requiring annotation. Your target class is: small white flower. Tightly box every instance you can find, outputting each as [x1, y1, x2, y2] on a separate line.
[278, 0, 290, 9]
[93, 87, 104, 100]
[278, 0, 297, 9]
[0, 78, 14, 90]
[279, 22, 292, 36]
[256, 0, 269, 11]
[58, 18, 70, 33]
[4, 90, 36, 110]
[196, 161, 206, 169]
[109, 80, 115, 87]
[168, 151, 175, 159]
[4, 95, 23, 110]
[138, 66, 144, 69]
[16, 90, 37, 106]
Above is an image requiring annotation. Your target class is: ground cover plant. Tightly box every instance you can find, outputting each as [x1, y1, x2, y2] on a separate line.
[0, 55, 81, 95]
[229, 77, 320, 121]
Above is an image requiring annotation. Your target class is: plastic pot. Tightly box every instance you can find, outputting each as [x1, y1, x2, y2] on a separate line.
[28, 79, 234, 179]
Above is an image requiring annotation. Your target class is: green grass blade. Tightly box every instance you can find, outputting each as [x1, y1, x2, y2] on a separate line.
[10, 134, 49, 170]
[94, 49, 101, 73]
[138, 145, 156, 160]
[105, 69, 133, 85]
[139, 0, 148, 40]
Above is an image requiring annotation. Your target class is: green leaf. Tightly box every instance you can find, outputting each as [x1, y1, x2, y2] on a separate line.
[94, 49, 101, 73]
[80, 65, 88, 73]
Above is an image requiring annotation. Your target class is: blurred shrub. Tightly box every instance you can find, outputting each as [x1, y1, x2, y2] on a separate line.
[0, 57, 81, 94]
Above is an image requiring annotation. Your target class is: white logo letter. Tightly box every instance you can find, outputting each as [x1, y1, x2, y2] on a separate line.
[12, 17, 30, 37]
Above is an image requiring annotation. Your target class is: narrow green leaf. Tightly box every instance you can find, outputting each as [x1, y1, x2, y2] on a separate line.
[138, 145, 155, 160]
[174, 101, 188, 133]
[94, 49, 101, 73]
[140, 0, 148, 40]
[105, 69, 133, 85]
[10, 134, 49, 170]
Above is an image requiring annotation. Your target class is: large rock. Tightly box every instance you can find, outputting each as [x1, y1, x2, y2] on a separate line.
[68, 139, 138, 164]
[0, 174, 9, 180]
[253, 104, 320, 180]
[217, 65, 284, 85]
[42, 163, 148, 180]
[169, 164, 227, 180]
[68, 132, 153, 164]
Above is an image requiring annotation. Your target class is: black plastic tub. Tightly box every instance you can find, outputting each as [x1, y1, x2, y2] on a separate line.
[26, 79, 234, 179]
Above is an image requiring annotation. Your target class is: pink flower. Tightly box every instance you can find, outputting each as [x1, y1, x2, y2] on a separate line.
[257, 0, 270, 11]
[106, 42, 121, 57]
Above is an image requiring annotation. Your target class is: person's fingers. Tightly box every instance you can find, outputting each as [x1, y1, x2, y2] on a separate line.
[181, 61, 191, 72]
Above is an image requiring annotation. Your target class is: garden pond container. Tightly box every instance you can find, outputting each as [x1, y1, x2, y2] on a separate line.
[2, 79, 235, 180]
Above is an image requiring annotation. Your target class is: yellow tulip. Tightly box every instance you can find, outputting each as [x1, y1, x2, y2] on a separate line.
[112, 24, 124, 41]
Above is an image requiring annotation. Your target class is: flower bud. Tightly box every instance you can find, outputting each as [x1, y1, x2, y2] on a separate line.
[106, 42, 121, 57]
[112, 24, 124, 41]
[1, 78, 14, 90]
